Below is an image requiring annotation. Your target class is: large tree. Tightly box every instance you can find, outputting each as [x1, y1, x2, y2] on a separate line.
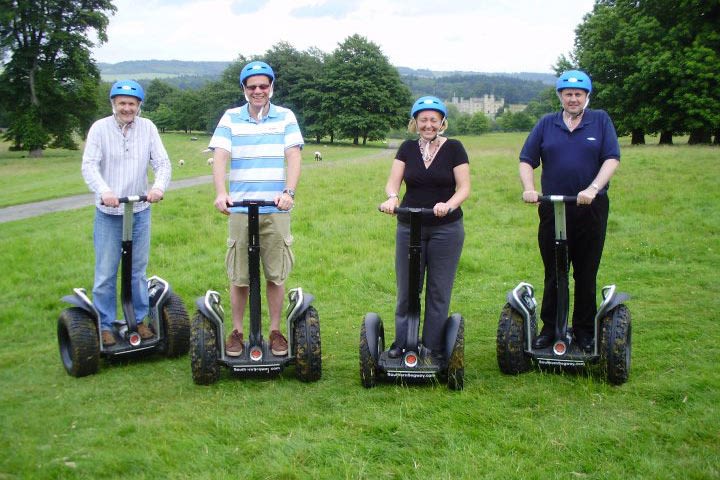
[574, 0, 720, 145]
[263, 42, 327, 142]
[323, 35, 411, 144]
[196, 56, 248, 132]
[0, 0, 116, 156]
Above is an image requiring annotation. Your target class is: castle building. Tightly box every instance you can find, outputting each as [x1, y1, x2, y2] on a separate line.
[449, 95, 526, 118]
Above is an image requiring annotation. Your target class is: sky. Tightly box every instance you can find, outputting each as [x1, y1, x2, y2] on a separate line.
[91, 0, 596, 74]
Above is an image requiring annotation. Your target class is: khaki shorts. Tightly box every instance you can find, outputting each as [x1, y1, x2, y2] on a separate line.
[226, 213, 294, 286]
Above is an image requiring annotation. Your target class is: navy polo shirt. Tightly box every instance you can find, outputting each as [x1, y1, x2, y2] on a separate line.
[519, 109, 620, 195]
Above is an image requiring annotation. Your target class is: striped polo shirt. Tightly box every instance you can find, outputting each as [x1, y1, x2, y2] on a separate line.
[209, 102, 304, 214]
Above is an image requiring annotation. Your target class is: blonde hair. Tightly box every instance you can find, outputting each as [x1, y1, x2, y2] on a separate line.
[407, 117, 448, 135]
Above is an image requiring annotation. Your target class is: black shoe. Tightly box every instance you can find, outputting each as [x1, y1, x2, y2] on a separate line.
[425, 348, 444, 364]
[388, 343, 403, 358]
[574, 333, 594, 353]
[533, 333, 554, 349]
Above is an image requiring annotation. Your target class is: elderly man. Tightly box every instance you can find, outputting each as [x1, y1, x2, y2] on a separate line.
[81, 80, 171, 347]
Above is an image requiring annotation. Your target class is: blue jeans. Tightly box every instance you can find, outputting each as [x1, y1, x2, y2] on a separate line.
[93, 208, 151, 331]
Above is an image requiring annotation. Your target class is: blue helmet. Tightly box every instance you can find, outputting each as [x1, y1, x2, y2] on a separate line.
[556, 70, 592, 93]
[411, 96, 447, 119]
[109, 80, 145, 101]
[240, 61, 275, 86]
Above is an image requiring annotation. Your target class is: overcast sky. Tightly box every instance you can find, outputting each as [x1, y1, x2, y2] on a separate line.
[91, 0, 596, 73]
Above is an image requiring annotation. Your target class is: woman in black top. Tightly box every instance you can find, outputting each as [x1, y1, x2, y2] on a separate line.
[379, 96, 471, 359]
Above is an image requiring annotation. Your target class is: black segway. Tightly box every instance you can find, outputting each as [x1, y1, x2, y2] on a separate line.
[190, 200, 321, 385]
[497, 195, 632, 385]
[58, 195, 191, 377]
[360, 207, 464, 390]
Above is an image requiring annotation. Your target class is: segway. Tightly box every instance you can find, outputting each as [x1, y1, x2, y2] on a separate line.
[360, 207, 464, 390]
[58, 195, 191, 377]
[496, 195, 631, 385]
[189, 200, 321, 385]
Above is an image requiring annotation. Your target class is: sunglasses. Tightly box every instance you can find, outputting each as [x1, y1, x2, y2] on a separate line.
[245, 83, 271, 91]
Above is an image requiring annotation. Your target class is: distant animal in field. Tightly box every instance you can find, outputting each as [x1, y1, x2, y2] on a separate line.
[314, 151, 322, 162]
[178, 159, 185, 166]
[207, 157, 214, 166]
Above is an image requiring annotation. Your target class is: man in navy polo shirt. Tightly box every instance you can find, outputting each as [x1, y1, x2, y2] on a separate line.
[518, 69, 621, 352]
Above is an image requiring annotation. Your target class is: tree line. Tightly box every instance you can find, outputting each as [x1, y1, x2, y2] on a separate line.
[568, 0, 719, 145]
[1, 0, 717, 157]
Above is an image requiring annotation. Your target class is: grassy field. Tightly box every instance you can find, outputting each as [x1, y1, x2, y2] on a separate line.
[0, 133, 394, 208]
[0, 132, 718, 479]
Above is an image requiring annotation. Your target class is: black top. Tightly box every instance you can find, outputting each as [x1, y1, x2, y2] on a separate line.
[396, 138, 469, 226]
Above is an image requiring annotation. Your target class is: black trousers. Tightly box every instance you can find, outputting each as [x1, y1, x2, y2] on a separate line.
[537, 195, 609, 338]
[394, 219, 464, 353]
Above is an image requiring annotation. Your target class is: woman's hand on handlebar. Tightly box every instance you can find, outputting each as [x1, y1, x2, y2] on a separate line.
[379, 197, 399, 215]
[433, 202, 453, 217]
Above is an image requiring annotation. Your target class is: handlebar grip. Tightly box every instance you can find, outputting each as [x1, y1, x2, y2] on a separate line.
[117, 195, 148, 204]
[377, 206, 454, 215]
[231, 199, 277, 208]
[393, 207, 437, 215]
[538, 195, 578, 203]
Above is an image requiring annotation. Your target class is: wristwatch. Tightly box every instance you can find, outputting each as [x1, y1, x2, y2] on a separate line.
[282, 188, 295, 199]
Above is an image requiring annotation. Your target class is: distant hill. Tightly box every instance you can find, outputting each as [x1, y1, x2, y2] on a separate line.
[98, 60, 230, 79]
[98, 60, 554, 101]
[397, 67, 556, 85]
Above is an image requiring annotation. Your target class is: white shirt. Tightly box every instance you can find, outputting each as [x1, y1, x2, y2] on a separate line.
[82, 115, 171, 214]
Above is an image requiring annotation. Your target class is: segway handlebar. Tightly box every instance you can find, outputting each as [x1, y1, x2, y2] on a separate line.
[378, 206, 454, 215]
[538, 195, 578, 204]
[118, 195, 148, 203]
[231, 199, 278, 208]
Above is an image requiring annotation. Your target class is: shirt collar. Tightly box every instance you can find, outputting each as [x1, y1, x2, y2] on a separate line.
[241, 102, 276, 122]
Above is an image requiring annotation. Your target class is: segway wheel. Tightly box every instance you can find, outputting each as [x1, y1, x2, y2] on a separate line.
[189, 311, 220, 385]
[161, 292, 191, 357]
[359, 315, 384, 388]
[496, 303, 533, 374]
[57, 307, 100, 377]
[600, 304, 632, 385]
[446, 315, 465, 391]
[293, 306, 322, 382]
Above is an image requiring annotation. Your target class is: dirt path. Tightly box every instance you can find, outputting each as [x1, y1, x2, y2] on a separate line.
[0, 175, 213, 223]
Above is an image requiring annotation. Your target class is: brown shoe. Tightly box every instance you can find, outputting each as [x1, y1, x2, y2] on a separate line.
[226, 330, 244, 357]
[270, 330, 288, 356]
[101, 330, 116, 347]
[137, 323, 155, 340]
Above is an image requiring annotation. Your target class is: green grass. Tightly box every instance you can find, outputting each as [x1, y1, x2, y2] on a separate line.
[0, 133, 718, 479]
[0, 133, 392, 208]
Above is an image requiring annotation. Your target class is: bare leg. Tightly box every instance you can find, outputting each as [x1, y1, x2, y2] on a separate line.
[230, 284, 249, 333]
[266, 281, 285, 332]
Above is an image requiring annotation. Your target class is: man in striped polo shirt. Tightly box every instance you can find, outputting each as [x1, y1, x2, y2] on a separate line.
[209, 61, 304, 358]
